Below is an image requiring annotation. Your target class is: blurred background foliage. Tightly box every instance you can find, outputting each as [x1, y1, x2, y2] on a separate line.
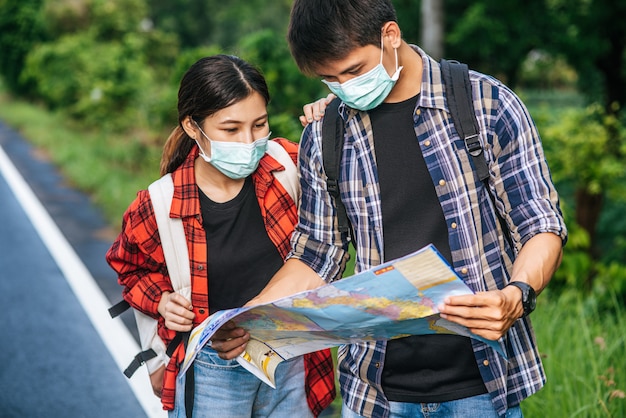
[1, 0, 625, 415]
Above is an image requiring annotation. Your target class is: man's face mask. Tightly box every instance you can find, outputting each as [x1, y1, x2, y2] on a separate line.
[194, 122, 270, 179]
[322, 36, 403, 111]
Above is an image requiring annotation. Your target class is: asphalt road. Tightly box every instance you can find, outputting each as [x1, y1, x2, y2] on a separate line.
[0, 121, 164, 418]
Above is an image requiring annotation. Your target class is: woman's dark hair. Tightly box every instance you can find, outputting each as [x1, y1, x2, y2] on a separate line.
[160, 55, 270, 175]
[287, 0, 397, 76]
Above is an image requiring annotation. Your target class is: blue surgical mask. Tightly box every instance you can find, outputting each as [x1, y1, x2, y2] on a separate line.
[322, 37, 403, 111]
[194, 124, 270, 179]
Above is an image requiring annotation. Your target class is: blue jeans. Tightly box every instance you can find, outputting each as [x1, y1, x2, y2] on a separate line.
[342, 394, 523, 418]
[169, 347, 312, 418]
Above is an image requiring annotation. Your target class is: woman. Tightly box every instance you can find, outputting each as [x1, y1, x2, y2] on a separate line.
[106, 55, 335, 417]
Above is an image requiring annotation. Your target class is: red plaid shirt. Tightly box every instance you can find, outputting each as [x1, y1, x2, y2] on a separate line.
[106, 138, 335, 414]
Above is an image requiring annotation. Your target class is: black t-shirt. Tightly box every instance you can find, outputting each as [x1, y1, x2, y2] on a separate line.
[198, 177, 284, 314]
[369, 95, 487, 402]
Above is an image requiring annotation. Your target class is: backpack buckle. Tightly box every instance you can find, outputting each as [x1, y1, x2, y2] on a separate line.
[464, 134, 483, 157]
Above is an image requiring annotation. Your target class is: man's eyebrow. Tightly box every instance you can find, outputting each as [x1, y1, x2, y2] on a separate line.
[319, 63, 363, 79]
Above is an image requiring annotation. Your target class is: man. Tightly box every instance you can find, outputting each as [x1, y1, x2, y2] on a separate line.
[213, 0, 567, 417]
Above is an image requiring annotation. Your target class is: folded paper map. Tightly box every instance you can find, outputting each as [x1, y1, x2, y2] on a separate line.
[179, 244, 505, 387]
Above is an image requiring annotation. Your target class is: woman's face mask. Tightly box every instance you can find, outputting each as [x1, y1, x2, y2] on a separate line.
[322, 36, 403, 111]
[194, 122, 270, 179]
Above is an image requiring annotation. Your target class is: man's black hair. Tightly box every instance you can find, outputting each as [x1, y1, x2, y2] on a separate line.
[287, 0, 397, 76]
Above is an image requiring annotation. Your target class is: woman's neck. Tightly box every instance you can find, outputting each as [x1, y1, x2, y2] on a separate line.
[194, 157, 246, 203]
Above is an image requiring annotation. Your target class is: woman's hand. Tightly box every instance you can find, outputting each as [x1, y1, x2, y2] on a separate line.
[149, 365, 165, 398]
[158, 291, 195, 332]
[299, 93, 336, 127]
[209, 320, 250, 360]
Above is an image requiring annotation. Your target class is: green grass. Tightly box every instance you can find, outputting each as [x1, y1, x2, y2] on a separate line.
[522, 290, 626, 417]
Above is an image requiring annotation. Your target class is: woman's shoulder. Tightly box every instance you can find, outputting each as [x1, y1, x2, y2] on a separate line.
[270, 137, 299, 164]
[272, 137, 298, 152]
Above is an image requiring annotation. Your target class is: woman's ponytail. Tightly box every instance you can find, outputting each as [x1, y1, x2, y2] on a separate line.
[160, 125, 194, 176]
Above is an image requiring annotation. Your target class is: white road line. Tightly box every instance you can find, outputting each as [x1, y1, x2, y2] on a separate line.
[0, 144, 166, 418]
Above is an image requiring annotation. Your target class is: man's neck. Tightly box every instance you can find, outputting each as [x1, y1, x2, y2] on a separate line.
[385, 41, 423, 103]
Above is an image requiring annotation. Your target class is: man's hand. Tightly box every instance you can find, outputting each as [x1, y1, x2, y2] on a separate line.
[158, 291, 195, 332]
[438, 285, 523, 341]
[209, 320, 250, 360]
[439, 232, 563, 341]
[149, 365, 165, 398]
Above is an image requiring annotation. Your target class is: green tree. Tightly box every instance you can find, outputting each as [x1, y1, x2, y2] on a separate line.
[445, 0, 551, 88]
[542, 0, 626, 263]
[20, 0, 179, 131]
[542, 104, 626, 257]
[0, 0, 45, 95]
[146, 0, 292, 49]
[546, 0, 626, 114]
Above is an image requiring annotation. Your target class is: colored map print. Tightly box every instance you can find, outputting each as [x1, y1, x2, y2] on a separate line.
[180, 245, 505, 385]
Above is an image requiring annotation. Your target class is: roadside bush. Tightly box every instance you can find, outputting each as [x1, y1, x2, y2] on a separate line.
[541, 104, 626, 306]
[21, 32, 153, 131]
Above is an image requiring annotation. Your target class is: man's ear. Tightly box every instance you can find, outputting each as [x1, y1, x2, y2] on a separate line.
[181, 116, 197, 139]
[382, 21, 402, 49]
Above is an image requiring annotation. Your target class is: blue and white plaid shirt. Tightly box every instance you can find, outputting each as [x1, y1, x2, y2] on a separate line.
[288, 46, 567, 417]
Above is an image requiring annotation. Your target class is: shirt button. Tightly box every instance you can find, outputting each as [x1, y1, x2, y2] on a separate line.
[375, 362, 381, 368]
[423, 140, 431, 147]
[451, 222, 458, 229]
[439, 179, 446, 187]
[415, 109, 421, 116]
[461, 268, 468, 275]
[197, 264, 204, 270]
[483, 360, 490, 366]
[198, 309, 205, 314]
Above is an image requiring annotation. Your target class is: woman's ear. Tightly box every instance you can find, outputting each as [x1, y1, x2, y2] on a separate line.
[181, 116, 197, 139]
[383, 21, 402, 49]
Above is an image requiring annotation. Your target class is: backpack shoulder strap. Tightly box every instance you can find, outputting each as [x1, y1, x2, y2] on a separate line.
[322, 98, 350, 236]
[440, 59, 513, 249]
[109, 173, 192, 318]
[266, 140, 300, 208]
[148, 173, 191, 296]
[440, 59, 489, 182]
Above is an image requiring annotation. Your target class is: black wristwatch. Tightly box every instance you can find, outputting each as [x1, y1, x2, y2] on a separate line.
[506, 281, 537, 318]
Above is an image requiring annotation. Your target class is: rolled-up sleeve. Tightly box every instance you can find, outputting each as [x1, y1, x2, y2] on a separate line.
[490, 84, 567, 248]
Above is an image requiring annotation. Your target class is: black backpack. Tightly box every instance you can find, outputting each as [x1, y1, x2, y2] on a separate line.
[321, 59, 511, 249]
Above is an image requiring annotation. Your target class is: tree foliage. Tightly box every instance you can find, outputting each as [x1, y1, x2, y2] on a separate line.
[145, 0, 293, 49]
[0, 0, 45, 95]
[445, 0, 552, 88]
[14, 0, 180, 131]
[544, 0, 626, 112]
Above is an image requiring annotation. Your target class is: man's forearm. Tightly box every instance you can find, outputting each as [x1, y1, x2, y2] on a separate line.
[246, 258, 326, 306]
[509, 232, 563, 293]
